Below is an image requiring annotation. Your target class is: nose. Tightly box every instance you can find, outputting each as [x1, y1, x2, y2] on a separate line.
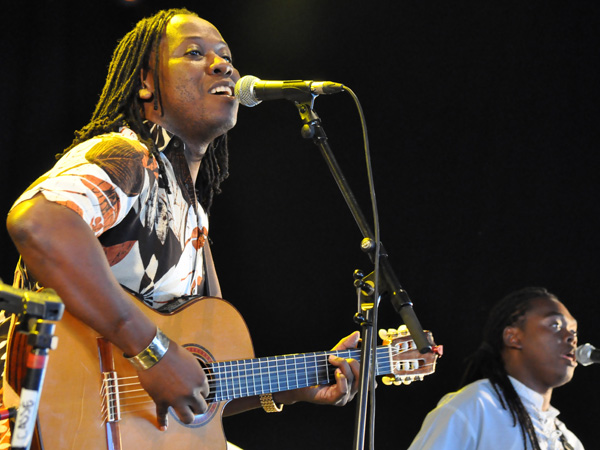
[564, 329, 577, 345]
[210, 54, 233, 77]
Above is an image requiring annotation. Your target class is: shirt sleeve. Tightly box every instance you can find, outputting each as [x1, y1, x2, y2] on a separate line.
[407, 396, 478, 450]
[12, 133, 159, 236]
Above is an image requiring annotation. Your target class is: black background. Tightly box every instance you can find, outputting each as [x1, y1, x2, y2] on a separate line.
[2, 1, 599, 448]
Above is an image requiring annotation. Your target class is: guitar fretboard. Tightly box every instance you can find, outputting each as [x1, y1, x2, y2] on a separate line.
[207, 347, 395, 402]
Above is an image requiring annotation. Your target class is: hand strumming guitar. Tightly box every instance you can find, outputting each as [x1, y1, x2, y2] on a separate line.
[137, 342, 210, 429]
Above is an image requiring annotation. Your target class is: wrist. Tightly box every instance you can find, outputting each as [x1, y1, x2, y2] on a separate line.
[272, 389, 303, 406]
[124, 327, 170, 370]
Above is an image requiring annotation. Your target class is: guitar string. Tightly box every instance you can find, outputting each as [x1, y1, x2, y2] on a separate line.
[99, 345, 436, 421]
[99, 346, 431, 399]
[104, 360, 438, 398]
[101, 349, 431, 400]
[100, 363, 441, 424]
[100, 366, 438, 425]
[99, 358, 438, 422]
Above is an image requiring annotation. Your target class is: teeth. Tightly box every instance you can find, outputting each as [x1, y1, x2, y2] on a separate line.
[210, 85, 233, 95]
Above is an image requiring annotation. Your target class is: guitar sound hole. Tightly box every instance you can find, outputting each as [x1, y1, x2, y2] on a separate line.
[196, 358, 216, 403]
[183, 343, 217, 405]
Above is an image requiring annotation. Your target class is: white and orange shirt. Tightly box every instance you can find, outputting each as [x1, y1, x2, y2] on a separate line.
[13, 124, 209, 309]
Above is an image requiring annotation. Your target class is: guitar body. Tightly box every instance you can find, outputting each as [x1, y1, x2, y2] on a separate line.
[6, 293, 442, 450]
[8, 297, 254, 450]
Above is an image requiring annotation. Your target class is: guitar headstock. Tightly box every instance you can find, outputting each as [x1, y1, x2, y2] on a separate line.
[378, 325, 443, 386]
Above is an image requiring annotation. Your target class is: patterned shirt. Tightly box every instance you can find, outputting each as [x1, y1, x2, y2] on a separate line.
[13, 124, 209, 309]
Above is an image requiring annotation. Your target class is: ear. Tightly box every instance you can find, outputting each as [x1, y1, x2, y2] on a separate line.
[503, 326, 523, 350]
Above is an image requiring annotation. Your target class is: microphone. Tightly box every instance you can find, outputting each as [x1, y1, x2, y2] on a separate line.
[575, 343, 600, 366]
[235, 75, 345, 107]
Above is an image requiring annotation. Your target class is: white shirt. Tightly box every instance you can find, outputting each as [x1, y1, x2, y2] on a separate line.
[408, 377, 584, 450]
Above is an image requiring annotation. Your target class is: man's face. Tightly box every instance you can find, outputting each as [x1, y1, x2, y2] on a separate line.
[144, 14, 240, 145]
[510, 296, 578, 392]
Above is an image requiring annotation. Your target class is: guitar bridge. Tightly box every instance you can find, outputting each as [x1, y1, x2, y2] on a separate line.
[102, 370, 121, 423]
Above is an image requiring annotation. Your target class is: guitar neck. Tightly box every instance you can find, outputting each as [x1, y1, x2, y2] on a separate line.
[208, 347, 392, 402]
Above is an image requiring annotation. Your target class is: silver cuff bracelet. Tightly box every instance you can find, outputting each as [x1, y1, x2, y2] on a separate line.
[124, 327, 170, 370]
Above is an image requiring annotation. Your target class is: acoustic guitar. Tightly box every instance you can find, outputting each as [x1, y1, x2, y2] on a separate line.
[6, 296, 441, 449]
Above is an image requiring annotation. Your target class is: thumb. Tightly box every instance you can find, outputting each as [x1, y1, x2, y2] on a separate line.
[156, 404, 169, 431]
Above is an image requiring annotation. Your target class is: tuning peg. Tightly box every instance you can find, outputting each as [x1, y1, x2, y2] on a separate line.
[379, 328, 399, 342]
[397, 324, 410, 336]
[383, 375, 421, 386]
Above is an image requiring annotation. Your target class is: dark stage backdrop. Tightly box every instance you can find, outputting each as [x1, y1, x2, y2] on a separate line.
[2, 1, 599, 449]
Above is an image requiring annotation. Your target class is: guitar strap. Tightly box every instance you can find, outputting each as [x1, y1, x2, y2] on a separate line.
[203, 240, 222, 298]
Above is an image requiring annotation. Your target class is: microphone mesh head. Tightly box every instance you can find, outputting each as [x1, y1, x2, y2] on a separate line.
[575, 343, 595, 366]
[235, 75, 262, 107]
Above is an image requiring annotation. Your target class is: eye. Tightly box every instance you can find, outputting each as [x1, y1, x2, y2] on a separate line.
[220, 54, 233, 64]
[550, 321, 562, 331]
[186, 49, 203, 57]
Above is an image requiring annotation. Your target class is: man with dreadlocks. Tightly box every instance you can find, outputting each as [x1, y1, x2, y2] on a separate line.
[5, 7, 359, 443]
[408, 287, 584, 450]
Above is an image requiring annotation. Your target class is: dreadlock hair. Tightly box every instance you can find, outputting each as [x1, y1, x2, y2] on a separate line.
[56, 8, 230, 213]
[459, 287, 558, 450]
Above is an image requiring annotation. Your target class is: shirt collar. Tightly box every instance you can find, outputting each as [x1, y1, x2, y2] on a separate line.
[144, 122, 197, 205]
[508, 376, 560, 418]
[147, 122, 179, 153]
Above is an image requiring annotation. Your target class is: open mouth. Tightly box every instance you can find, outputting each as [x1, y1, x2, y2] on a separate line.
[562, 350, 577, 364]
[209, 85, 234, 96]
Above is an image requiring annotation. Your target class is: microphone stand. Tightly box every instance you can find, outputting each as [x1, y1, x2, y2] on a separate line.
[0, 282, 64, 450]
[293, 97, 433, 450]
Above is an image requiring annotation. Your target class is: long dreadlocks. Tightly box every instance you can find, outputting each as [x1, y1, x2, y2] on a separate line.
[460, 287, 557, 450]
[56, 8, 229, 213]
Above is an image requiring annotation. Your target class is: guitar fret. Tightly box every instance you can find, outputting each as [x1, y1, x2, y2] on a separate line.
[273, 356, 279, 392]
[255, 359, 262, 395]
[208, 339, 420, 403]
[236, 361, 241, 398]
[211, 362, 219, 401]
[234, 360, 241, 399]
[304, 354, 308, 388]
[248, 360, 254, 395]
[220, 362, 227, 399]
[283, 355, 289, 391]
[261, 357, 269, 395]
[242, 359, 249, 398]
[265, 357, 271, 394]
[274, 356, 280, 393]
[227, 361, 234, 399]
[294, 355, 299, 389]
[243, 360, 250, 398]
[310, 352, 318, 386]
